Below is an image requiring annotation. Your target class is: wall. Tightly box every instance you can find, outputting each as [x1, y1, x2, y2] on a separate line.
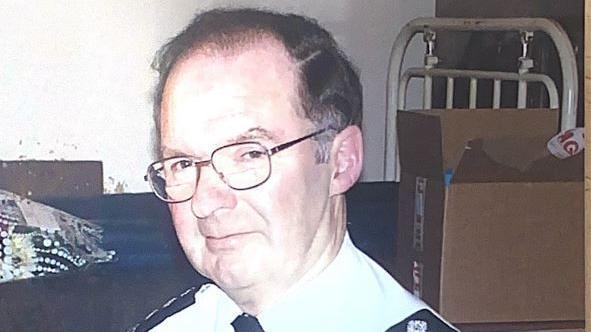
[0, 1, 434, 192]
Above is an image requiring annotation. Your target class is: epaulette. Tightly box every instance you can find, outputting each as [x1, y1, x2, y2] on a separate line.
[385, 309, 457, 332]
[127, 286, 199, 332]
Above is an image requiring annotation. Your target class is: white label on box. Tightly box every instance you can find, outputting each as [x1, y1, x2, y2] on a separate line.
[547, 127, 585, 159]
[412, 260, 424, 298]
[413, 177, 427, 252]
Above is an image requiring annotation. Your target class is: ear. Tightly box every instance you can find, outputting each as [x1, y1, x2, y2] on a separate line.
[329, 125, 363, 196]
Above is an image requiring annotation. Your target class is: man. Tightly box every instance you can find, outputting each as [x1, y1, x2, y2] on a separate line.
[133, 8, 456, 332]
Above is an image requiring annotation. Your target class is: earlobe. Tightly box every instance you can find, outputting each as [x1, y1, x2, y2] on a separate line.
[329, 125, 363, 196]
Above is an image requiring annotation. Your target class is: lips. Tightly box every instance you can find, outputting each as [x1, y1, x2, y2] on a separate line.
[204, 232, 254, 252]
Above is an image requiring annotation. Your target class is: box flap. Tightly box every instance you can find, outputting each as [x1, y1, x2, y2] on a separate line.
[480, 134, 550, 172]
[397, 109, 559, 179]
[397, 111, 445, 178]
[451, 139, 583, 183]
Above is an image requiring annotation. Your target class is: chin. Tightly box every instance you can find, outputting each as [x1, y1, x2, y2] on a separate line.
[212, 263, 261, 291]
[213, 249, 278, 292]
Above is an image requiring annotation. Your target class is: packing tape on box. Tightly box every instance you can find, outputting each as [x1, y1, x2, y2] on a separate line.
[413, 177, 427, 252]
[412, 260, 424, 298]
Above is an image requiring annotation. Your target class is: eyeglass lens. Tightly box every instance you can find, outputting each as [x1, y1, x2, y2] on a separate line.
[148, 142, 271, 202]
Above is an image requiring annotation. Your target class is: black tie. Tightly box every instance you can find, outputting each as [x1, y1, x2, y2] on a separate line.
[231, 313, 265, 332]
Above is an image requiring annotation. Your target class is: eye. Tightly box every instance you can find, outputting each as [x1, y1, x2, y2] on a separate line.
[169, 158, 194, 172]
[240, 150, 265, 160]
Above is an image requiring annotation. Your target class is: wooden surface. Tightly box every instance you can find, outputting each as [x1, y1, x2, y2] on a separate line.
[456, 321, 584, 332]
[585, 0, 590, 331]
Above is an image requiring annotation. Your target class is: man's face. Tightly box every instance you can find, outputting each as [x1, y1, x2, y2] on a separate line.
[160, 39, 338, 296]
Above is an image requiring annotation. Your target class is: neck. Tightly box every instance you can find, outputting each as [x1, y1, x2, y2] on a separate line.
[229, 195, 347, 315]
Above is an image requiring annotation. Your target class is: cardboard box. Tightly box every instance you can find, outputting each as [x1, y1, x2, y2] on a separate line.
[394, 109, 584, 324]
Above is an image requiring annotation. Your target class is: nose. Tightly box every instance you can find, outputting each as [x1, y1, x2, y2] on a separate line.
[190, 165, 237, 219]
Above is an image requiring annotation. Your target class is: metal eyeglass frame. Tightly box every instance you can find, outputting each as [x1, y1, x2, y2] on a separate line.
[145, 127, 329, 203]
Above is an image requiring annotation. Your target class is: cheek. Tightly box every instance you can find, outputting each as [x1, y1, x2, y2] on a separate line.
[169, 203, 191, 231]
[168, 204, 205, 257]
[231, 178, 293, 253]
[248, 163, 329, 243]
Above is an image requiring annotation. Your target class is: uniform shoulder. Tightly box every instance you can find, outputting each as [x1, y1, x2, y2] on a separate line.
[126, 286, 201, 332]
[384, 309, 458, 332]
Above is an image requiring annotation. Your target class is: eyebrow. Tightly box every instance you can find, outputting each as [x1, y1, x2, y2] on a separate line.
[228, 127, 279, 144]
[160, 146, 185, 158]
[160, 127, 280, 158]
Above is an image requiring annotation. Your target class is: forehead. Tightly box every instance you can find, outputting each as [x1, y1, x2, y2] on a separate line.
[160, 39, 308, 154]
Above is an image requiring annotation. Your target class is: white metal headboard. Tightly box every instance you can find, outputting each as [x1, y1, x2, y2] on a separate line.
[384, 17, 578, 181]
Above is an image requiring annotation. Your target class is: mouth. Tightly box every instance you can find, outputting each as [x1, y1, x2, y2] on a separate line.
[204, 232, 254, 252]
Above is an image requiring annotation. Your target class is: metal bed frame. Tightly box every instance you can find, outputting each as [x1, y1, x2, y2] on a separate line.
[384, 17, 578, 181]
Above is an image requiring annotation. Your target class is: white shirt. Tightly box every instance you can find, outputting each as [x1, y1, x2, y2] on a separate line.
[151, 234, 447, 332]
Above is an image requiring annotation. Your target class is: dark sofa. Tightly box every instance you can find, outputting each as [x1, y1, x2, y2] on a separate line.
[0, 181, 398, 332]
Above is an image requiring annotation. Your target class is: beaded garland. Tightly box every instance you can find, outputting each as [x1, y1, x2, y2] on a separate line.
[0, 189, 115, 283]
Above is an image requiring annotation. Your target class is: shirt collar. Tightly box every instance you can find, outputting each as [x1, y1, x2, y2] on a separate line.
[208, 233, 356, 331]
[206, 232, 430, 331]
[257, 232, 362, 330]
[211, 285, 242, 331]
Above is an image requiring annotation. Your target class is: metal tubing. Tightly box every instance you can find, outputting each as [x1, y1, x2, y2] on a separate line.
[385, 17, 578, 180]
[385, 22, 418, 181]
[517, 80, 527, 108]
[398, 71, 412, 110]
[469, 78, 478, 108]
[446, 77, 454, 108]
[399, 67, 559, 109]
[493, 79, 501, 109]
[423, 75, 433, 109]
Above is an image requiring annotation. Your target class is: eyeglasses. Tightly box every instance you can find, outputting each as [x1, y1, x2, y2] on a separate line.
[145, 128, 328, 203]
